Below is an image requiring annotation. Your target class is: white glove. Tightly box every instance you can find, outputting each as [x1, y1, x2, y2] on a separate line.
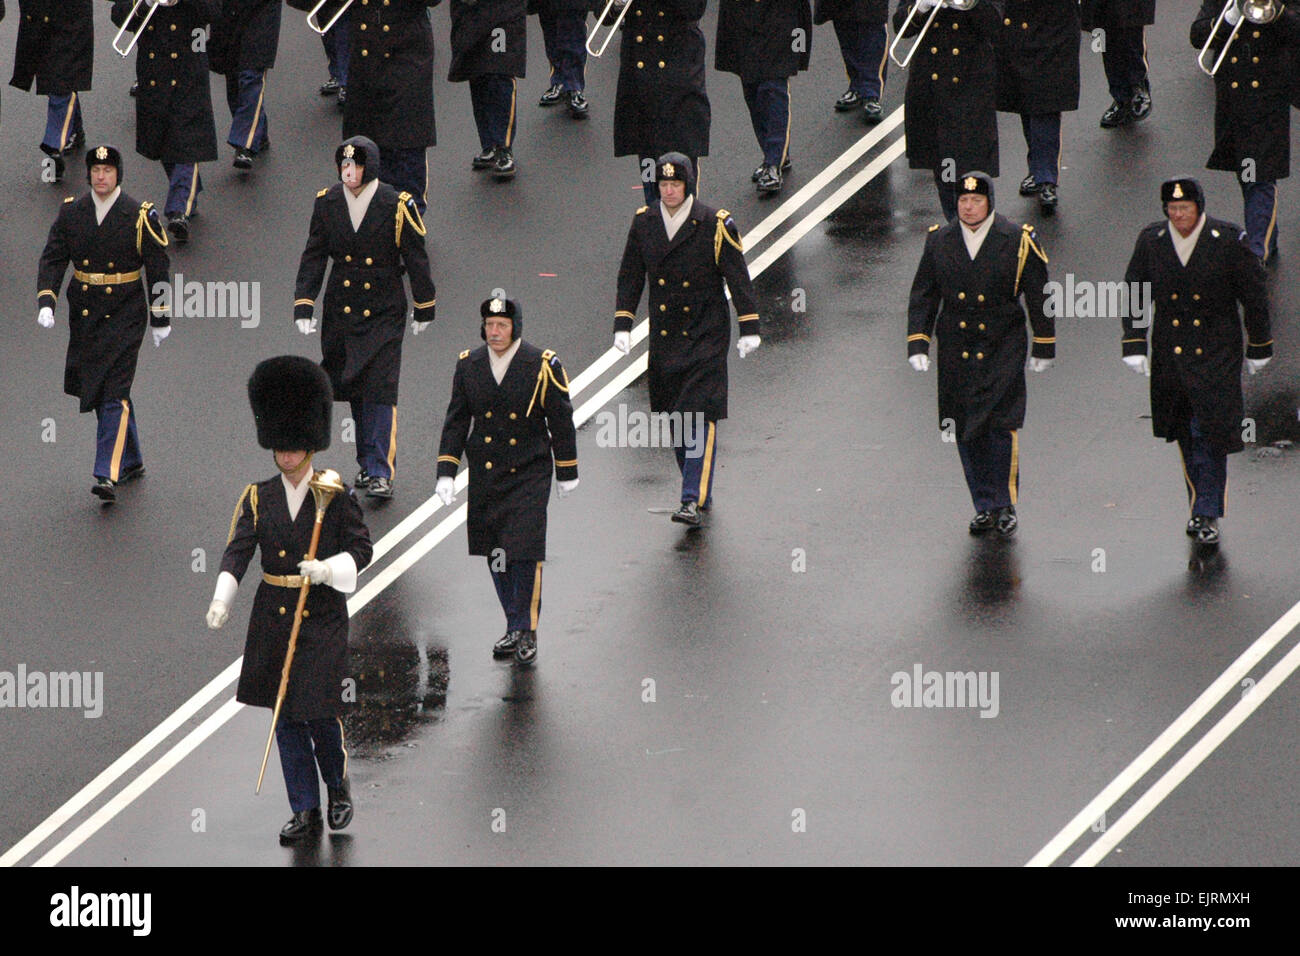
[1246, 356, 1270, 375]
[298, 559, 332, 586]
[909, 353, 930, 372]
[411, 320, 431, 335]
[151, 326, 171, 348]
[38, 307, 55, 328]
[557, 478, 579, 498]
[1028, 357, 1054, 373]
[1123, 354, 1150, 376]
[206, 599, 229, 630]
[1224, 1, 1242, 25]
[436, 476, 455, 506]
[736, 335, 761, 359]
[613, 331, 631, 354]
[296, 318, 318, 335]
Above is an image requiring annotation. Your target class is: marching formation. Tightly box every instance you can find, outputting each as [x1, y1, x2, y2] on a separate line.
[17, 0, 1297, 846]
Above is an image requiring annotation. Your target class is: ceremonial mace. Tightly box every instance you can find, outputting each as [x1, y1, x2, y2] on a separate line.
[256, 468, 346, 793]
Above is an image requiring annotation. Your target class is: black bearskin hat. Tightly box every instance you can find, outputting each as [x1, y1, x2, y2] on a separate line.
[248, 356, 333, 451]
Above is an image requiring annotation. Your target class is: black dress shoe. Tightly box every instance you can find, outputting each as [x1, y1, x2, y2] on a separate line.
[1187, 515, 1220, 546]
[863, 97, 883, 125]
[834, 89, 862, 111]
[566, 90, 589, 119]
[671, 500, 702, 526]
[492, 146, 516, 180]
[366, 476, 393, 499]
[92, 478, 116, 503]
[1038, 183, 1058, 216]
[756, 164, 783, 196]
[1130, 84, 1152, 121]
[515, 630, 538, 665]
[167, 214, 190, 244]
[493, 630, 524, 658]
[233, 148, 253, 170]
[995, 505, 1018, 538]
[1019, 174, 1040, 196]
[354, 469, 371, 490]
[472, 146, 496, 170]
[538, 83, 564, 106]
[752, 156, 792, 182]
[327, 779, 353, 830]
[1099, 99, 1135, 129]
[279, 808, 323, 845]
[62, 130, 85, 155]
[119, 463, 146, 484]
[320, 77, 342, 96]
[969, 510, 995, 535]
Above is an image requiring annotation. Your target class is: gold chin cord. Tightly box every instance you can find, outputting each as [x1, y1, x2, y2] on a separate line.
[255, 468, 345, 793]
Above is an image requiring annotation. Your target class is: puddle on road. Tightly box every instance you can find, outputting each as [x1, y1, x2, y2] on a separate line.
[342, 630, 449, 758]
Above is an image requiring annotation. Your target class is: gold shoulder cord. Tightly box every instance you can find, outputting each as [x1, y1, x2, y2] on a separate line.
[1015, 224, 1048, 296]
[396, 191, 427, 246]
[225, 483, 260, 545]
[526, 350, 570, 417]
[136, 201, 169, 254]
[714, 209, 744, 265]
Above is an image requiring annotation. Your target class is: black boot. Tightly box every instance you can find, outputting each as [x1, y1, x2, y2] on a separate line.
[327, 779, 353, 830]
[493, 630, 524, 658]
[279, 808, 323, 845]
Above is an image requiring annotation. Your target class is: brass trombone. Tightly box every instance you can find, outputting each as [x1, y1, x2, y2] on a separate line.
[586, 0, 635, 58]
[307, 0, 355, 36]
[112, 0, 162, 58]
[1197, 0, 1282, 76]
[889, 0, 979, 69]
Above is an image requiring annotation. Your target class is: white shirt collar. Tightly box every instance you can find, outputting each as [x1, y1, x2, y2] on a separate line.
[281, 469, 314, 523]
[961, 211, 996, 260]
[1168, 213, 1207, 267]
[91, 187, 121, 226]
[661, 194, 695, 241]
[488, 338, 523, 385]
[344, 178, 379, 232]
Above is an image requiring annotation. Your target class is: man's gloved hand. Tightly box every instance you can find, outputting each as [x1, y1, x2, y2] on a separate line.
[613, 331, 631, 354]
[436, 476, 455, 506]
[1123, 354, 1150, 376]
[1246, 356, 1271, 375]
[296, 317, 318, 335]
[411, 320, 432, 335]
[736, 335, 761, 358]
[151, 326, 171, 348]
[206, 600, 229, 630]
[1028, 357, 1054, 373]
[298, 559, 332, 586]
[557, 478, 579, 498]
[38, 307, 55, 328]
[909, 353, 930, 372]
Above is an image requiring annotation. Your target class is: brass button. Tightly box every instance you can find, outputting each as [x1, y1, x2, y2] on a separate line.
[959, 321, 967, 329]
[976, 352, 984, 360]
[303, 610, 310, 618]
[150, 80, 156, 86]
[105, 287, 113, 294]
[961, 351, 970, 359]
[682, 331, 688, 336]
[149, 52, 155, 59]
[81, 309, 89, 316]
[977, 294, 985, 302]
[170, 23, 176, 30]
[383, 24, 389, 31]
[82, 285, 89, 291]
[978, 323, 986, 331]
[1231, 82, 1238, 89]
[683, 306, 690, 312]
[658, 61, 665, 68]
[932, 73, 939, 81]
[1021, 21, 1028, 29]
[1251, 80, 1259, 89]
[953, 77, 960, 84]
[1003, 17, 1010, 25]
[171, 52, 177, 59]
[1193, 319, 1201, 327]
[1172, 319, 1180, 327]
[930, 47, 938, 54]
[484, 436, 492, 443]
[363, 309, 371, 317]
[1231, 57, 1238, 63]
[661, 329, 668, 336]
[345, 255, 352, 262]
[658, 278, 665, 285]
[365, 257, 373, 265]
[278, 550, 286, 557]
[510, 468, 517, 473]
[637, 61, 644, 68]
[1174, 346, 1183, 355]
[1195, 348, 1203, 355]
[657, 34, 664, 41]
[362, 49, 368, 56]
[660, 304, 667, 311]
[485, 411, 492, 418]
[108, 263, 114, 269]
[958, 292, 966, 300]
[364, 282, 371, 290]
[683, 281, 689, 288]
[1252, 57, 1259, 64]
[485, 462, 493, 470]
[83, 260, 89, 266]
[509, 413, 517, 420]
[279, 607, 286, 615]
[636, 35, 643, 42]
[1193, 293, 1200, 300]
[1171, 294, 1178, 300]
[344, 306, 352, 314]
[509, 438, 517, 446]
[952, 48, 959, 55]
[343, 280, 350, 287]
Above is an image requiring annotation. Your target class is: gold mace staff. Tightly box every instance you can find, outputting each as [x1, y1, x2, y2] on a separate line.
[256, 468, 346, 793]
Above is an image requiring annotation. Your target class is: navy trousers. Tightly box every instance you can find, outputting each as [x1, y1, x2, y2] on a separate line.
[1239, 179, 1279, 262]
[94, 398, 143, 481]
[470, 75, 517, 151]
[379, 146, 428, 214]
[957, 429, 1018, 513]
[1101, 26, 1148, 103]
[162, 163, 202, 217]
[42, 93, 84, 154]
[832, 18, 888, 99]
[276, 718, 347, 813]
[226, 70, 270, 152]
[1177, 417, 1227, 519]
[350, 400, 397, 480]
[490, 559, 543, 632]
[1020, 112, 1061, 186]
[742, 79, 791, 168]
[674, 417, 717, 507]
[321, 8, 352, 85]
[540, 9, 587, 92]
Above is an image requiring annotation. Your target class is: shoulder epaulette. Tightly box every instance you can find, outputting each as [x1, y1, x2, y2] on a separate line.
[928, 223, 941, 233]
[136, 200, 168, 252]
[63, 196, 74, 204]
[317, 187, 328, 198]
[713, 208, 744, 263]
[396, 191, 426, 245]
[636, 205, 648, 215]
[459, 349, 471, 360]
[226, 482, 259, 545]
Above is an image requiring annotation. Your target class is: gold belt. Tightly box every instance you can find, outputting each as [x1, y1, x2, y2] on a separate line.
[263, 573, 309, 588]
[73, 269, 141, 285]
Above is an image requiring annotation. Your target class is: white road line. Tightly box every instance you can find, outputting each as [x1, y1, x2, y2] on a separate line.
[1075, 633, 1300, 866]
[3, 121, 909, 868]
[1027, 597, 1300, 867]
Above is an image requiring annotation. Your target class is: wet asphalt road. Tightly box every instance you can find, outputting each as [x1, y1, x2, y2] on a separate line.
[2, 6, 1300, 869]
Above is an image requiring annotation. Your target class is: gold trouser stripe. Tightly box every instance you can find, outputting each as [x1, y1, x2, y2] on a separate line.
[505, 79, 517, 148]
[184, 165, 198, 217]
[698, 421, 716, 508]
[1262, 190, 1278, 264]
[109, 399, 131, 482]
[244, 72, 267, 150]
[263, 573, 309, 588]
[337, 717, 349, 781]
[1007, 429, 1019, 507]
[875, 24, 888, 89]
[386, 406, 398, 477]
[1179, 441, 1197, 515]
[59, 92, 77, 150]
[1141, 28, 1149, 74]
[423, 151, 429, 206]
[74, 270, 142, 284]
[529, 562, 543, 630]
[780, 79, 792, 167]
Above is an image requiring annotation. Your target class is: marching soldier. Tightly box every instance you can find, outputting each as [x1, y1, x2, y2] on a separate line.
[206, 356, 373, 845]
[906, 171, 1053, 537]
[9, 0, 93, 182]
[37, 145, 172, 504]
[612, 154, 761, 526]
[1190, 0, 1300, 266]
[815, 0, 889, 124]
[1121, 177, 1271, 547]
[344, 0, 440, 214]
[435, 297, 579, 666]
[530, 0, 591, 118]
[449, 0, 527, 180]
[1079, 0, 1155, 128]
[111, 0, 221, 244]
[294, 137, 438, 500]
[995, 0, 1079, 216]
[317, 1, 352, 109]
[613, 0, 712, 205]
[209, 0, 281, 170]
[716, 0, 813, 196]
[893, 0, 1002, 221]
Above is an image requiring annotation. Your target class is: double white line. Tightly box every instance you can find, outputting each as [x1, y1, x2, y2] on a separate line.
[2, 110, 909, 867]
